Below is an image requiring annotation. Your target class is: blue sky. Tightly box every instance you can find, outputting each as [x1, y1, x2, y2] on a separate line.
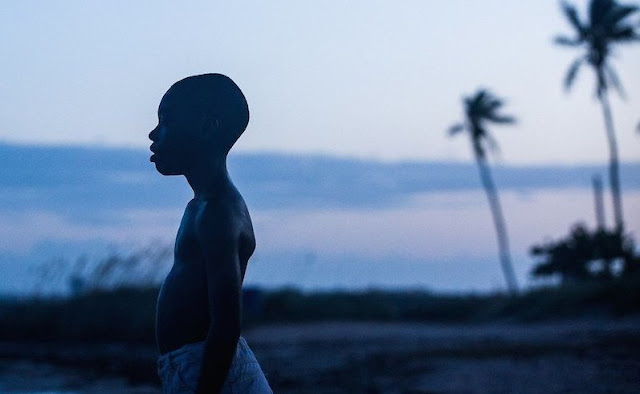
[1, 144, 639, 294]
[1, 1, 639, 163]
[1, 2, 640, 294]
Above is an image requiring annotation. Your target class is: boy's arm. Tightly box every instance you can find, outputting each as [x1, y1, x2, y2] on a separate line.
[195, 204, 242, 394]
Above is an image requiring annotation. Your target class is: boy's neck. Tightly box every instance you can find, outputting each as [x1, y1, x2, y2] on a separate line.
[185, 156, 230, 200]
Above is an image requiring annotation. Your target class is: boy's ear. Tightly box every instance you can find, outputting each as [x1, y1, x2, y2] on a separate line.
[201, 116, 220, 140]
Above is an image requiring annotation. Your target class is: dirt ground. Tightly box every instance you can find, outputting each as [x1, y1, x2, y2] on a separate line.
[1, 317, 639, 393]
[246, 318, 640, 393]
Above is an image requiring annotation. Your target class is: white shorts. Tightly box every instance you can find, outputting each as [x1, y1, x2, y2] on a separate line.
[157, 337, 272, 394]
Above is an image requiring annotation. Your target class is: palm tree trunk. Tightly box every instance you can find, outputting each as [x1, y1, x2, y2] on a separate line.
[475, 155, 519, 295]
[599, 93, 624, 234]
[599, 92, 624, 234]
[592, 175, 606, 230]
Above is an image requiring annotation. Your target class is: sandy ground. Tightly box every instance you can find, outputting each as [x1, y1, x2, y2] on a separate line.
[0, 359, 157, 394]
[246, 318, 640, 393]
[1, 317, 639, 393]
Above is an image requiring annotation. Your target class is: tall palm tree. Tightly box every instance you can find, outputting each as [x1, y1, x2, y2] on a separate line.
[448, 89, 519, 295]
[555, 0, 639, 233]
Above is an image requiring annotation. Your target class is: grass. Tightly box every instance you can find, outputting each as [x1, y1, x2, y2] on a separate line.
[259, 274, 640, 324]
[1, 274, 639, 344]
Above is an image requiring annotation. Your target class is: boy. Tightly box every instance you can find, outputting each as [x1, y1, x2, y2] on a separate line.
[150, 74, 272, 393]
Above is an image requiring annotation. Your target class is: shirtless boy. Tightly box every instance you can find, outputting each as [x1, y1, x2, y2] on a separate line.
[149, 74, 272, 393]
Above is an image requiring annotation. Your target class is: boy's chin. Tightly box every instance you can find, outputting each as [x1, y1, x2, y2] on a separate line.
[154, 162, 182, 176]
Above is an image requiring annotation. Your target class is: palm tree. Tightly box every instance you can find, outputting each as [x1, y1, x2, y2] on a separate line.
[448, 89, 519, 295]
[555, 0, 639, 233]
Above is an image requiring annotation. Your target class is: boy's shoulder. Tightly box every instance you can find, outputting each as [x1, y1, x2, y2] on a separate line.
[193, 188, 249, 240]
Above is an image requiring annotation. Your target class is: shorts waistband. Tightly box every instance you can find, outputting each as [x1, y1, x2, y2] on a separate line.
[158, 340, 205, 369]
[158, 337, 250, 369]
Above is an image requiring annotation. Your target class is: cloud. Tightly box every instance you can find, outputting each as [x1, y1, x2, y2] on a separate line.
[2, 143, 639, 218]
[1, 143, 640, 293]
[0, 209, 179, 253]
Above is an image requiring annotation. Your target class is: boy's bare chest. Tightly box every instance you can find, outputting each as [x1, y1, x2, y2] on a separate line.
[174, 204, 203, 264]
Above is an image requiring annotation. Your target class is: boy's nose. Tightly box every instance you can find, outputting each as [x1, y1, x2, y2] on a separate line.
[149, 127, 157, 141]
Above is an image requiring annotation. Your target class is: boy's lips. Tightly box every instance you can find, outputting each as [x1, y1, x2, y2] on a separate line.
[150, 145, 157, 162]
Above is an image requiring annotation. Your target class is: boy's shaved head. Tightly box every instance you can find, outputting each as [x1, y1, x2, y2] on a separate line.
[163, 73, 249, 151]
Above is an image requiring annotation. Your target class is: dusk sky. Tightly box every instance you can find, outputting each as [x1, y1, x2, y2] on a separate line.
[1, 2, 640, 295]
[1, 1, 639, 163]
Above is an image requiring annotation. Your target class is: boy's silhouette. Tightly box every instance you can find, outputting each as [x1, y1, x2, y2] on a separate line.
[150, 74, 272, 393]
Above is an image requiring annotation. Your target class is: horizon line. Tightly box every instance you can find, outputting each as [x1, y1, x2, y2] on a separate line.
[2, 139, 639, 168]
